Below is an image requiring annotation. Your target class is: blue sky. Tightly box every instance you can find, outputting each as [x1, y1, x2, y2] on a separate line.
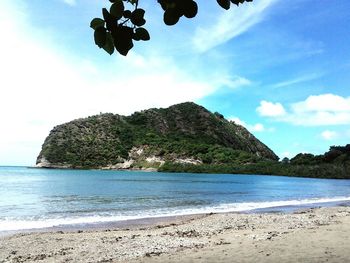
[0, 0, 349, 165]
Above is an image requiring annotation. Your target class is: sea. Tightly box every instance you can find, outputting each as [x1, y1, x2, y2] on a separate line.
[1, 166, 350, 234]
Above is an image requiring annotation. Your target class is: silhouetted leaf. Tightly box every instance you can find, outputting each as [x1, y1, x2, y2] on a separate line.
[131, 8, 146, 26]
[123, 10, 132, 19]
[132, 33, 141, 41]
[231, 0, 252, 5]
[132, 9, 145, 19]
[134, 28, 150, 41]
[90, 18, 105, 30]
[115, 38, 133, 56]
[103, 32, 114, 55]
[110, 1, 124, 20]
[231, 0, 242, 5]
[94, 27, 107, 48]
[183, 1, 198, 18]
[158, 0, 167, 11]
[112, 26, 134, 56]
[217, 0, 230, 10]
[102, 8, 111, 21]
[164, 9, 180, 26]
[102, 8, 116, 31]
[92, 0, 255, 56]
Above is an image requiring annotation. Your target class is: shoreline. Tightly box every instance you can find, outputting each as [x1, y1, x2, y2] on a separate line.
[0, 214, 209, 239]
[1, 199, 349, 237]
[28, 166, 350, 180]
[1, 206, 350, 262]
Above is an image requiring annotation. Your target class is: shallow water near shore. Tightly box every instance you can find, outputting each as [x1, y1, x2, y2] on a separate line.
[1, 166, 350, 233]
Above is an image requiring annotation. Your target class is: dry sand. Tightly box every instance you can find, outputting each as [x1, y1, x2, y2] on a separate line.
[1, 206, 350, 263]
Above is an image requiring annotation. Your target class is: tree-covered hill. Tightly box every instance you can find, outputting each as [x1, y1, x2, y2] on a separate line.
[36, 102, 278, 169]
[36, 102, 350, 179]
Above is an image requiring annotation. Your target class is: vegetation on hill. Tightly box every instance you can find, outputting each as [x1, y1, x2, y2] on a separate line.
[159, 145, 350, 179]
[37, 102, 277, 169]
[37, 102, 350, 179]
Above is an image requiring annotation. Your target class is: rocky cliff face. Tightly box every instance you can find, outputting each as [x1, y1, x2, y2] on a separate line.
[36, 102, 278, 169]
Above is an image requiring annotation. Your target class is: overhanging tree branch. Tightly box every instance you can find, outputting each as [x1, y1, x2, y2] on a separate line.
[90, 0, 253, 56]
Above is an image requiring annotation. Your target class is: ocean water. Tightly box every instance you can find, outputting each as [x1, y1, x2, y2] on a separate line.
[1, 166, 350, 232]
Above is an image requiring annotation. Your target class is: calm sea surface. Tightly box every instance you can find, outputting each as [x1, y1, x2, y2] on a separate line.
[1, 166, 350, 232]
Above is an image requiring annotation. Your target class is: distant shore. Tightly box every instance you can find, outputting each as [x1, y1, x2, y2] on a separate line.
[32, 164, 350, 180]
[1, 206, 350, 263]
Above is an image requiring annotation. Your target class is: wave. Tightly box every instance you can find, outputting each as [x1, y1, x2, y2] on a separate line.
[1, 196, 350, 232]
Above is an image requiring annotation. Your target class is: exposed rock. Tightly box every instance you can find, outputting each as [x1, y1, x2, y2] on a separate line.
[174, 158, 202, 165]
[145, 156, 166, 166]
[36, 157, 71, 169]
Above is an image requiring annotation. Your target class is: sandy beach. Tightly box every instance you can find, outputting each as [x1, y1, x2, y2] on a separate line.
[1, 206, 350, 263]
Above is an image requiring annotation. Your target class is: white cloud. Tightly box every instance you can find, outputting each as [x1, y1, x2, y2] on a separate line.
[321, 130, 338, 141]
[193, 0, 277, 52]
[271, 73, 323, 88]
[284, 111, 350, 126]
[198, 73, 251, 91]
[251, 123, 265, 132]
[292, 94, 350, 113]
[62, 0, 76, 6]
[0, 1, 219, 165]
[228, 117, 273, 133]
[257, 94, 350, 126]
[288, 94, 350, 125]
[257, 101, 287, 117]
[217, 76, 252, 89]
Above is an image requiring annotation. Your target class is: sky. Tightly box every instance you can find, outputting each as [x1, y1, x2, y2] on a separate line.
[0, 0, 350, 166]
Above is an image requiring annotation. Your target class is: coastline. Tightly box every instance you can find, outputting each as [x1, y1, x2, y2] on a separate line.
[30, 165, 350, 180]
[2, 198, 349, 235]
[1, 206, 350, 263]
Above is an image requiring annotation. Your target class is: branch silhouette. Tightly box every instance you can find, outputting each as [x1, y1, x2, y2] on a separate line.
[91, 0, 253, 56]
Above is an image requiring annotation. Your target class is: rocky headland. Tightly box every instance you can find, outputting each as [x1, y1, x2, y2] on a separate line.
[36, 102, 350, 178]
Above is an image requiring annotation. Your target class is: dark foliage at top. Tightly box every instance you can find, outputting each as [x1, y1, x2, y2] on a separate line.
[91, 0, 254, 56]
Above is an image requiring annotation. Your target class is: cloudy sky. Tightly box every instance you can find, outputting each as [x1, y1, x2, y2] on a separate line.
[1, 0, 349, 166]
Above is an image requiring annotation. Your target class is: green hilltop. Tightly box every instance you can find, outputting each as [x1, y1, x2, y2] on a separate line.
[36, 102, 350, 179]
[37, 102, 277, 168]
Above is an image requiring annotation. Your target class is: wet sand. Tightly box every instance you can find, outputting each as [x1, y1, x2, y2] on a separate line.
[1, 206, 350, 263]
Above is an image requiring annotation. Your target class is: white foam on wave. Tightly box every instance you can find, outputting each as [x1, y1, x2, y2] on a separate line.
[1, 196, 350, 232]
